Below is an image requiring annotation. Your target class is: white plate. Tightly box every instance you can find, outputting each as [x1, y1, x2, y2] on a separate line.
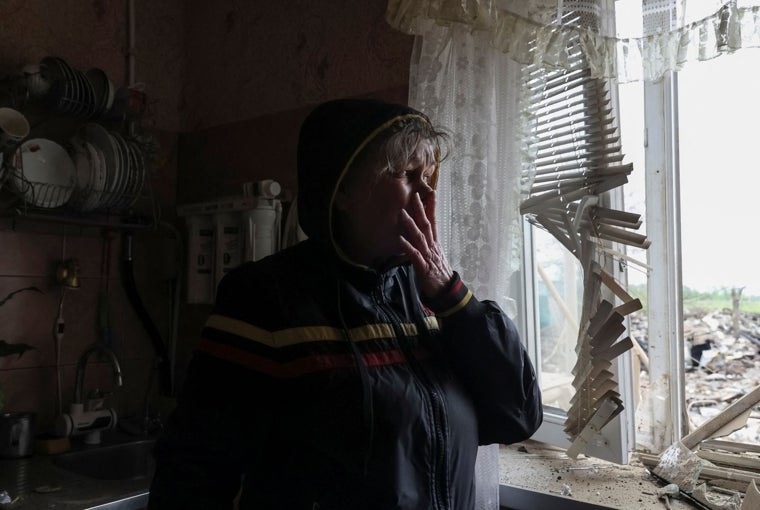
[82, 140, 107, 212]
[104, 131, 127, 209]
[12, 138, 75, 208]
[81, 123, 118, 210]
[125, 141, 146, 209]
[68, 137, 91, 209]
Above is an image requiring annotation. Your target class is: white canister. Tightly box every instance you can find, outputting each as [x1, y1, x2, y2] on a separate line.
[213, 211, 243, 289]
[186, 215, 215, 304]
[242, 201, 279, 262]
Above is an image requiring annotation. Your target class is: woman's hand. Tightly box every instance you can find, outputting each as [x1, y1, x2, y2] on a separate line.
[399, 192, 454, 299]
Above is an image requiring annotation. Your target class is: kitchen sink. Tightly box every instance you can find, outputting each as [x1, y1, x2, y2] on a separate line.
[54, 439, 156, 480]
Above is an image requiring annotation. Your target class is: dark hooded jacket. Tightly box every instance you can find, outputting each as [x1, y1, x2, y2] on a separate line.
[149, 99, 542, 510]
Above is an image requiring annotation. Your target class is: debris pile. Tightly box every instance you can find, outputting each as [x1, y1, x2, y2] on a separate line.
[633, 308, 760, 509]
[632, 308, 760, 444]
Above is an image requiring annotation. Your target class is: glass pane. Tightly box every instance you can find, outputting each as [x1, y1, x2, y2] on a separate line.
[677, 52, 760, 445]
[534, 225, 582, 411]
[616, 77, 649, 447]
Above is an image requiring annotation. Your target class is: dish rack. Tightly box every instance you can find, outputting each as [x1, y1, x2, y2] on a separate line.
[0, 153, 156, 229]
[0, 56, 157, 229]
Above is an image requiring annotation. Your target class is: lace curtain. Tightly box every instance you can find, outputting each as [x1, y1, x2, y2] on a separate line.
[405, 16, 527, 510]
[389, 0, 760, 83]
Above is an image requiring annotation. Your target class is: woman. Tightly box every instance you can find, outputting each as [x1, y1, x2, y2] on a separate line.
[149, 98, 542, 509]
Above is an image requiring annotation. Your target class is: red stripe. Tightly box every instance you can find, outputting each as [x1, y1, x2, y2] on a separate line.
[199, 339, 429, 378]
[448, 278, 464, 297]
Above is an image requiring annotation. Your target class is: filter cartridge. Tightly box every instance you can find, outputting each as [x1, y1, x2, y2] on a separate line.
[242, 201, 279, 262]
[186, 215, 214, 304]
[213, 211, 243, 289]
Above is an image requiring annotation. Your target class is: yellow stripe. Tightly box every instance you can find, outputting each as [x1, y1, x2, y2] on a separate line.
[205, 314, 440, 348]
[422, 315, 441, 332]
[437, 290, 473, 318]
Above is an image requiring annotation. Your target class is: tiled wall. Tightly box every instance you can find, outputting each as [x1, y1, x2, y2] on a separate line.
[0, 223, 178, 434]
[0, 0, 184, 436]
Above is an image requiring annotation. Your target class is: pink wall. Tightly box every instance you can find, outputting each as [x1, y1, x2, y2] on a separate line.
[0, 0, 185, 434]
[177, 0, 413, 201]
[0, 0, 414, 435]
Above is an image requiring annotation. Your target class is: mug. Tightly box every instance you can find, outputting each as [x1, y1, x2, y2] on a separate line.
[0, 412, 36, 458]
[0, 108, 30, 153]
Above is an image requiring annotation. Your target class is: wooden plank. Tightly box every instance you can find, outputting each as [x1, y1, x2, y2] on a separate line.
[594, 336, 634, 361]
[702, 440, 760, 456]
[697, 450, 760, 473]
[682, 385, 760, 449]
[614, 298, 643, 317]
[639, 452, 760, 492]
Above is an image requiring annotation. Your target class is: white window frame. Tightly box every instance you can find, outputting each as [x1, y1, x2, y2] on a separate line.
[641, 74, 687, 452]
[517, 72, 689, 464]
[512, 0, 698, 463]
[521, 204, 637, 464]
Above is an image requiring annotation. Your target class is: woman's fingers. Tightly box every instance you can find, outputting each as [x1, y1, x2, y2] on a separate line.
[421, 191, 439, 242]
[401, 209, 430, 258]
[400, 194, 454, 298]
[409, 193, 435, 248]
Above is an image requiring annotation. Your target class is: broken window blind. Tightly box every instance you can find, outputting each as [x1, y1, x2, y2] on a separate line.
[519, 9, 649, 458]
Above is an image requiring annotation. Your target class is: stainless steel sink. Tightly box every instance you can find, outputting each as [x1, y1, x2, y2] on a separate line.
[54, 439, 156, 480]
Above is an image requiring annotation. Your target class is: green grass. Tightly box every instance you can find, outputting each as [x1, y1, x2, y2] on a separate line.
[628, 285, 760, 314]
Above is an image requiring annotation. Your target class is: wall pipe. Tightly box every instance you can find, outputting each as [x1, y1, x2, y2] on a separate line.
[128, 0, 136, 86]
[121, 231, 173, 396]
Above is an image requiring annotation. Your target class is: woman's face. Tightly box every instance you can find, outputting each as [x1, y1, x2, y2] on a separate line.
[333, 140, 437, 267]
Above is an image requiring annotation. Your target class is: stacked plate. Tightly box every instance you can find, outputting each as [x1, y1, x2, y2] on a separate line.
[38, 57, 114, 120]
[68, 123, 147, 212]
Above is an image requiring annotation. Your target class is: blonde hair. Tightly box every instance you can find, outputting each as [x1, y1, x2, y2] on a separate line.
[347, 117, 450, 189]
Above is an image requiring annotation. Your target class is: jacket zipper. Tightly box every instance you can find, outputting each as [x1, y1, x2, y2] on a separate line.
[372, 282, 450, 510]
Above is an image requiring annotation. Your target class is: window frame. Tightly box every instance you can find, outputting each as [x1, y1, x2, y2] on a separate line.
[515, 7, 638, 464]
[517, 67, 690, 464]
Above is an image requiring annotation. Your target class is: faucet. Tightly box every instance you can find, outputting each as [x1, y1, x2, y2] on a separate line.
[74, 343, 123, 405]
[55, 343, 123, 444]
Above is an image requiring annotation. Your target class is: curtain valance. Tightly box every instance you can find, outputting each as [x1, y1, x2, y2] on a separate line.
[386, 0, 760, 82]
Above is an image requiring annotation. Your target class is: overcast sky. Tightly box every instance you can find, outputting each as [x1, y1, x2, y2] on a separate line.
[620, 50, 760, 296]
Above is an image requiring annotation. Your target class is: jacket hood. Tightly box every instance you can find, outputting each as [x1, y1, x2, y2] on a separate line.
[296, 98, 432, 253]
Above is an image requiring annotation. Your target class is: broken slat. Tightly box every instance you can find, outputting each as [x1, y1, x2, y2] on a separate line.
[682, 385, 760, 449]
[697, 450, 760, 473]
[589, 315, 626, 353]
[613, 298, 643, 317]
[598, 270, 635, 304]
[596, 224, 651, 248]
[534, 214, 578, 255]
[692, 483, 742, 510]
[566, 396, 622, 458]
[640, 453, 760, 493]
[586, 299, 614, 338]
[702, 440, 760, 456]
[592, 205, 642, 224]
[593, 336, 634, 361]
[589, 227, 650, 249]
[741, 480, 760, 510]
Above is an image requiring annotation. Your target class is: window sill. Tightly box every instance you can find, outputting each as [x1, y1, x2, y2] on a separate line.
[498, 441, 694, 509]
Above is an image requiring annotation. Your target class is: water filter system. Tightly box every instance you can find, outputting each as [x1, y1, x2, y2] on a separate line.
[178, 180, 283, 304]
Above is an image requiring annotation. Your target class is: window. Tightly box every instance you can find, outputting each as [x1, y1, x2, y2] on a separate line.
[519, 7, 638, 463]
[518, 1, 760, 462]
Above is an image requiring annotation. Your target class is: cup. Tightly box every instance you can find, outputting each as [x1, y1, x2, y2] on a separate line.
[0, 412, 36, 458]
[0, 108, 30, 153]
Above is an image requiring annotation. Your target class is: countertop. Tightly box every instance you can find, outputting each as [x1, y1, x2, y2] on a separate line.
[0, 432, 155, 510]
